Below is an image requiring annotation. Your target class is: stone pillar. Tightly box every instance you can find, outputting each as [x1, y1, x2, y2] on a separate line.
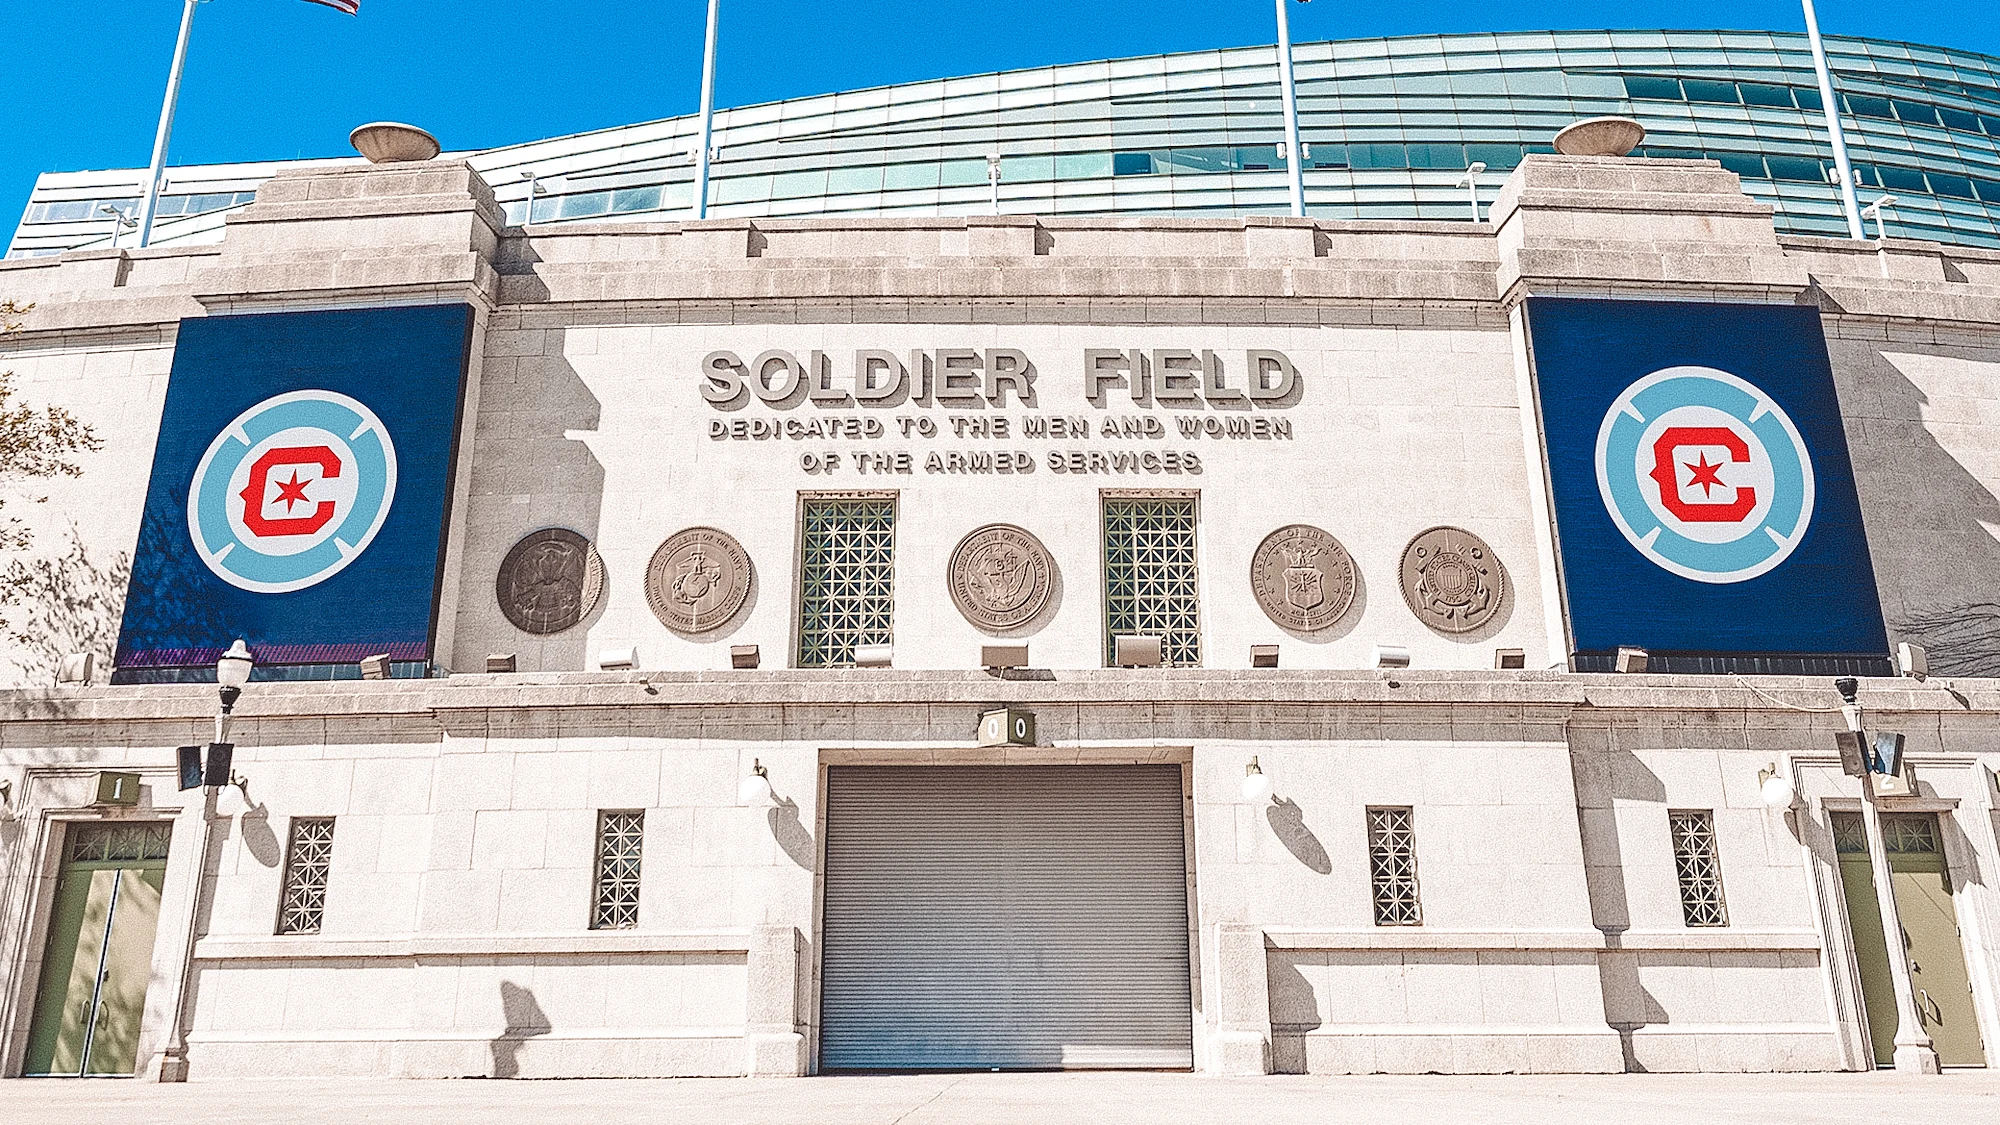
[1211, 923, 1273, 1075]
[745, 924, 808, 1077]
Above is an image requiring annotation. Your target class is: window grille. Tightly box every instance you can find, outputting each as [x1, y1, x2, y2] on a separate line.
[591, 810, 645, 930]
[1366, 807, 1422, 926]
[68, 822, 171, 863]
[1668, 810, 1728, 927]
[277, 818, 335, 935]
[1102, 495, 1201, 666]
[1831, 811, 1940, 856]
[797, 496, 897, 667]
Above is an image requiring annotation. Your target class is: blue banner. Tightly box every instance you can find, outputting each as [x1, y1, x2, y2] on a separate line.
[113, 304, 473, 679]
[1526, 297, 1888, 671]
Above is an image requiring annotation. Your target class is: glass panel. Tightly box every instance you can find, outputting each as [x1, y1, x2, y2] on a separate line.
[1624, 75, 1683, 101]
[1973, 178, 2000, 204]
[1714, 152, 1768, 179]
[1235, 145, 1281, 170]
[1739, 82, 1796, 108]
[1880, 166, 1929, 192]
[827, 166, 883, 194]
[1848, 94, 1896, 120]
[939, 159, 986, 187]
[1893, 99, 1941, 126]
[1938, 106, 1982, 133]
[1466, 143, 1524, 171]
[1766, 155, 1826, 182]
[1795, 86, 1824, 111]
[1982, 115, 2000, 136]
[154, 196, 189, 217]
[1349, 142, 1408, 169]
[190, 193, 234, 214]
[1683, 79, 1741, 104]
[1406, 142, 1467, 169]
[1054, 153, 1112, 179]
[882, 162, 939, 190]
[1112, 152, 1155, 176]
[557, 191, 611, 218]
[1930, 173, 1978, 199]
[610, 185, 662, 213]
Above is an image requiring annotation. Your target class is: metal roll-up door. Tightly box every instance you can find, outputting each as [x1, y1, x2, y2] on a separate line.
[819, 764, 1193, 1071]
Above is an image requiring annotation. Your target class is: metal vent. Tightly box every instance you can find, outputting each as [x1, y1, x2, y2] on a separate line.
[277, 818, 335, 935]
[1367, 806, 1422, 926]
[591, 809, 645, 930]
[1668, 809, 1728, 927]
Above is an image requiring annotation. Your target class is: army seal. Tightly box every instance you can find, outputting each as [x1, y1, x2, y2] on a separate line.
[1250, 524, 1356, 632]
[948, 524, 1055, 632]
[496, 528, 604, 635]
[647, 527, 753, 635]
[1399, 526, 1506, 634]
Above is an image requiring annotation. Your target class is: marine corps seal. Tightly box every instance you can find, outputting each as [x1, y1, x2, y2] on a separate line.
[647, 527, 753, 635]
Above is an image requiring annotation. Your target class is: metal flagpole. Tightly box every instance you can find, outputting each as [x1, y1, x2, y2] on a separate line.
[1801, 0, 1866, 240]
[1274, 0, 1307, 218]
[137, 0, 201, 249]
[692, 0, 720, 219]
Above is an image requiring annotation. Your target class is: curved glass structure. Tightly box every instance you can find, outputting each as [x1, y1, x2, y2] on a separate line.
[12, 29, 2000, 257]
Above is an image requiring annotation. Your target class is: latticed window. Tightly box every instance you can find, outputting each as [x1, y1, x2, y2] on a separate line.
[1367, 807, 1422, 926]
[277, 818, 335, 935]
[1102, 495, 1201, 666]
[591, 810, 645, 930]
[1668, 810, 1728, 927]
[68, 822, 171, 863]
[1832, 811, 1940, 855]
[797, 496, 897, 667]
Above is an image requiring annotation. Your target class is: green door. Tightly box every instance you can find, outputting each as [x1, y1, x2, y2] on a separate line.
[24, 822, 172, 1077]
[1834, 812, 1986, 1067]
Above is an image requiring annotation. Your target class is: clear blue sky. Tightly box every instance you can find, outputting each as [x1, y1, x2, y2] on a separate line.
[5, 1, 1996, 231]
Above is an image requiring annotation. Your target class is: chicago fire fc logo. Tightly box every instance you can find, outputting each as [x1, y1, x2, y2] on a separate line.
[1594, 366, 1814, 584]
[187, 390, 398, 593]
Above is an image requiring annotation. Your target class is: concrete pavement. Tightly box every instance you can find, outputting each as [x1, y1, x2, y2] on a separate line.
[0, 1072, 1995, 1124]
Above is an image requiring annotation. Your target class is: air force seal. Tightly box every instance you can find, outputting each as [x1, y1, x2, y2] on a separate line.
[187, 390, 398, 593]
[1594, 367, 1813, 584]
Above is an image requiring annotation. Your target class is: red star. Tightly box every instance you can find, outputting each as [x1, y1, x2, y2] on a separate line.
[1683, 453, 1726, 497]
[271, 470, 312, 513]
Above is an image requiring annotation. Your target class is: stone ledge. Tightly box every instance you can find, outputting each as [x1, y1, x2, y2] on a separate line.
[1263, 929, 1822, 953]
[193, 929, 755, 961]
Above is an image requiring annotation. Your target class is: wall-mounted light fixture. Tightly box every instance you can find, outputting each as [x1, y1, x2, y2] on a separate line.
[486, 653, 517, 674]
[1373, 645, 1411, 669]
[731, 644, 761, 669]
[1241, 756, 1274, 803]
[1114, 635, 1163, 668]
[1250, 644, 1280, 669]
[1757, 763, 1797, 811]
[854, 643, 893, 668]
[739, 759, 773, 805]
[982, 644, 1029, 671]
[360, 653, 391, 680]
[1493, 648, 1525, 670]
[1896, 642, 1927, 680]
[598, 647, 637, 671]
[57, 652, 95, 685]
[1614, 646, 1649, 674]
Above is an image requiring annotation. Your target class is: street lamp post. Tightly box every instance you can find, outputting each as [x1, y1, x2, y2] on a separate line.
[1456, 162, 1488, 223]
[100, 205, 138, 249]
[1834, 677, 1941, 1074]
[691, 0, 721, 219]
[1274, 0, 1308, 218]
[154, 639, 253, 1082]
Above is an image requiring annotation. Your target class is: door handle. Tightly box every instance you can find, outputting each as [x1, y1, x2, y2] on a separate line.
[1919, 988, 1942, 1024]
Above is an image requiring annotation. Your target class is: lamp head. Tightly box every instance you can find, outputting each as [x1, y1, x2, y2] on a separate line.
[1757, 764, 1795, 810]
[1240, 756, 1274, 803]
[738, 759, 773, 805]
[216, 639, 254, 707]
[1834, 676, 1859, 705]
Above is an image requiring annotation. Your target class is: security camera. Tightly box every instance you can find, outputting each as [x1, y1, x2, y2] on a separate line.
[1834, 677, 1859, 704]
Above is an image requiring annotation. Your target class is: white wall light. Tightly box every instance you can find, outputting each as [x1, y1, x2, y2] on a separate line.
[739, 759, 773, 805]
[1241, 756, 1274, 803]
[1373, 645, 1411, 669]
[598, 647, 638, 671]
[1757, 763, 1797, 811]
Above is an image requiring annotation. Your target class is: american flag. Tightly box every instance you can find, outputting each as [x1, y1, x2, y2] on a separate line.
[303, 0, 359, 13]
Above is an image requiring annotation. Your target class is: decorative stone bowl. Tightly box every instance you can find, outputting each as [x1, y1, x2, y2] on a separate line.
[348, 122, 441, 164]
[1552, 117, 1646, 158]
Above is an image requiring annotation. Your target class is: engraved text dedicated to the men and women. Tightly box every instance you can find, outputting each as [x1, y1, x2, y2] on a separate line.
[497, 528, 605, 635]
[1250, 524, 1357, 631]
[1399, 526, 1506, 634]
[948, 524, 1056, 632]
[646, 527, 754, 635]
